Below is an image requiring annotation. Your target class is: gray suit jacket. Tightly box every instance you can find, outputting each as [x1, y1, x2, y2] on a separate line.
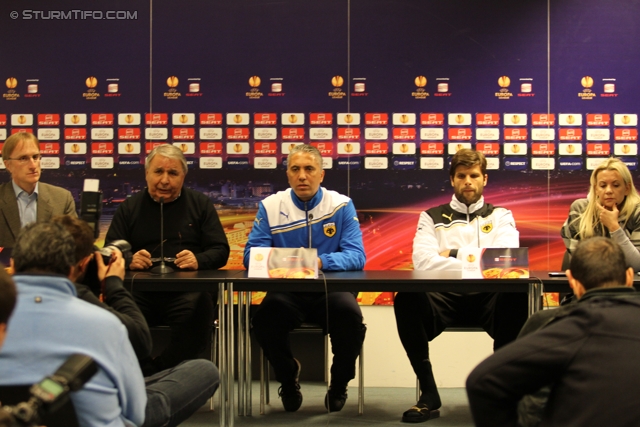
[0, 181, 77, 248]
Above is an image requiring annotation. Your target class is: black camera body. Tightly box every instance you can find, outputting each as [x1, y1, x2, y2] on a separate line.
[79, 240, 133, 297]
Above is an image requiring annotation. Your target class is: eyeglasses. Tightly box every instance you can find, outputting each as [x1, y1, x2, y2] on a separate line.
[6, 154, 42, 164]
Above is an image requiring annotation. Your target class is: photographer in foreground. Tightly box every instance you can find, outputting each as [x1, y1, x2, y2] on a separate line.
[53, 215, 219, 427]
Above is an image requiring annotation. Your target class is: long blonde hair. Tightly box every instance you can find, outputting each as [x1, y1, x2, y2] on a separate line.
[576, 158, 640, 239]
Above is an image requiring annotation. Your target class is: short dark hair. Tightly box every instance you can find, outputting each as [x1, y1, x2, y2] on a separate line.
[449, 149, 487, 178]
[570, 237, 628, 290]
[51, 215, 95, 263]
[12, 222, 76, 276]
[0, 269, 17, 325]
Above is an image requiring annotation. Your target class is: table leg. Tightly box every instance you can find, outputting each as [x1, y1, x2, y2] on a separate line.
[245, 291, 252, 416]
[227, 282, 235, 427]
[237, 291, 245, 415]
[217, 281, 227, 427]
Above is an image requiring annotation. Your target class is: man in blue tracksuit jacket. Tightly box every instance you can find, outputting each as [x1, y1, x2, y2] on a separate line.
[244, 144, 366, 413]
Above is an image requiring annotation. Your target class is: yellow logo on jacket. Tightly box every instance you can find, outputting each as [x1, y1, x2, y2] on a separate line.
[323, 223, 337, 238]
[481, 220, 493, 234]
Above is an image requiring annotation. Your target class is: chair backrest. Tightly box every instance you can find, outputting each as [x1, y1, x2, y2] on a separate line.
[0, 385, 79, 427]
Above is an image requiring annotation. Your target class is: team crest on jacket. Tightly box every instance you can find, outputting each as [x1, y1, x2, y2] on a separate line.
[323, 222, 337, 237]
[481, 220, 493, 234]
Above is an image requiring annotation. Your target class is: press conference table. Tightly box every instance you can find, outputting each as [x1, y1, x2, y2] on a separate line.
[125, 269, 567, 427]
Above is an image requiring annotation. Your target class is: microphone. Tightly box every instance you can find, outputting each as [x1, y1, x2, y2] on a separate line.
[308, 213, 314, 248]
[151, 197, 174, 274]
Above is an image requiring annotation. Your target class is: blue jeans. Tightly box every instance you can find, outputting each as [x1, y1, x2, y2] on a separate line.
[143, 359, 219, 427]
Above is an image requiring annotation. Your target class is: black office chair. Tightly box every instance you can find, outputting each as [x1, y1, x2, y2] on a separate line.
[0, 385, 79, 427]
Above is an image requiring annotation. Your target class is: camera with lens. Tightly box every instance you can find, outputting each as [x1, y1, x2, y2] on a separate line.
[98, 240, 133, 267]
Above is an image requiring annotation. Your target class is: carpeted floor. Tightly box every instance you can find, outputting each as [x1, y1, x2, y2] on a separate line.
[184, 382, 474, 426]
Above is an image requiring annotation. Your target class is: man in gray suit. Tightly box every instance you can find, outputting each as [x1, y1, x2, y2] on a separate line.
[0, 132, 76, 248]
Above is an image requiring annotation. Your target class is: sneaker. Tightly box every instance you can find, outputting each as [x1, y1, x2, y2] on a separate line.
[324, 385, 348, 412]
[278, 359, 302, 412]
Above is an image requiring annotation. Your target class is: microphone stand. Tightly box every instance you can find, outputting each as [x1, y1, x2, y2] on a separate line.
[151, 197, 174, 274]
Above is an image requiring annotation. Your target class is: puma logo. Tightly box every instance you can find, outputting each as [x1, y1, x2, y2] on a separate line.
[442, 213, 453, 221]
[280, 211, 289, 220]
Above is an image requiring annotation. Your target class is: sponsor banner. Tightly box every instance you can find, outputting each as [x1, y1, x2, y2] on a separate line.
[364, 157, 388, 169]
[322, 157, 333, 169]
[531, 113, 556, 126]
[558, 113, 582, 126]
[420, 157, 444, 169]
[11, 114, 34, 126]
[392, 113, 416, 125]
[586, 114, 610, 126]
[281, 127, 305, 140]
[282, 113, 305, 125]
[0, 114, 6, 126]
[613, 114, 638, 127]
[504, 128, 528, 141]
[586, 128, 611, 141]
[586, 143, 610, 156]
[337, 113, 360, 125]
[504, 143, 527, 155]
[365, 113, 388, 126]
[476, 128, 499, 141]
[11, 128, 33, 135]
[254, 157, 278, 169]
[227, 113, 250, 125]
[145, 142, 164, 153]
[118, 143, 141, 154]
[254, 113, 277, 125]
[559, 128, 582, 141]
[64, 143, 87, 154]
[420, 142, 444, 155]
[91, 142, 114, 155]
[200, 128, 223, 140]
[91, 128, 114, 140]
[614, 143, 638, 156]
[118, 113, 141, 125]
[172, 113, 195, 125]
[38, 114, 60, 126]
[37, 128, 60, 141]
[392, 142, 416, 155]
[173, 142, 195, 154]
[336, 158, 361, 170]
[200, 142, 223, 155]
[117, 157, 142, 169]
[309, 113, 333, 125]
[145, 128, 168, 140]
[531, 128, 555, 141]
[0, 129, 5, 140]
[420, 113, 444, 126]
[199, 157, 223, 169]
[447, 142, 472, 154]
[185, 156, 197, 168]
[475, 142, 500, 156]
[91, 113, 114, 126]
[364, 128, 388, 140]
[91, 157, 114, 169]
[447, 128, 472, 141]
[420, 128, 444, 141]
[486, 157, 500, 170]
[226, 157, 251, 169]
[253, 127, 277, 140]
[226, 127, 250, 140]
[447, 113, 471, 126]
[337, 127, 360, 140]
[227, 142, 250, 155]
[145, 113, 168, 125]
[532, 143, 556, 156]
[392, 127, 416, 140]
[40, 143, 60, 155]
[616, 157, 638, 171]
[558, 157, 583, 171]
[64, 158, 87, 169]
[392, 156, 417, 170]
[64, 114, 86, 126]
[615, 128, 638, 141]
[309, 127, 332, 140]
[365, 142, 388, 155]
[118, 128, 141, 141]
[586, 158, 608, 170]
[475, 113, 500, 126]
[281, 143, 304, 154]
[311, 142, 333, 155]
[40, 157, 60, 169]
[254, 142, 277, 155]
[503, 157, 528, 171]
[337, 142, 361, 155]
[558, 143, 583, 155]
[503, 113, 527, 126]
[531, 157, 555, 170]
[64, 128, 87, 140]
[200, 113, 223, 125]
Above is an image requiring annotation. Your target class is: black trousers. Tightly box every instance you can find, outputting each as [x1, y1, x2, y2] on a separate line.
[134, 291, 214, 371]
[252, 291, 366, 387]
[394, 292, 528, 408]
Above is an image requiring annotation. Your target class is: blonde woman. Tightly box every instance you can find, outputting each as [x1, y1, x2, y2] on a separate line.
[561, 158, 640, 271]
